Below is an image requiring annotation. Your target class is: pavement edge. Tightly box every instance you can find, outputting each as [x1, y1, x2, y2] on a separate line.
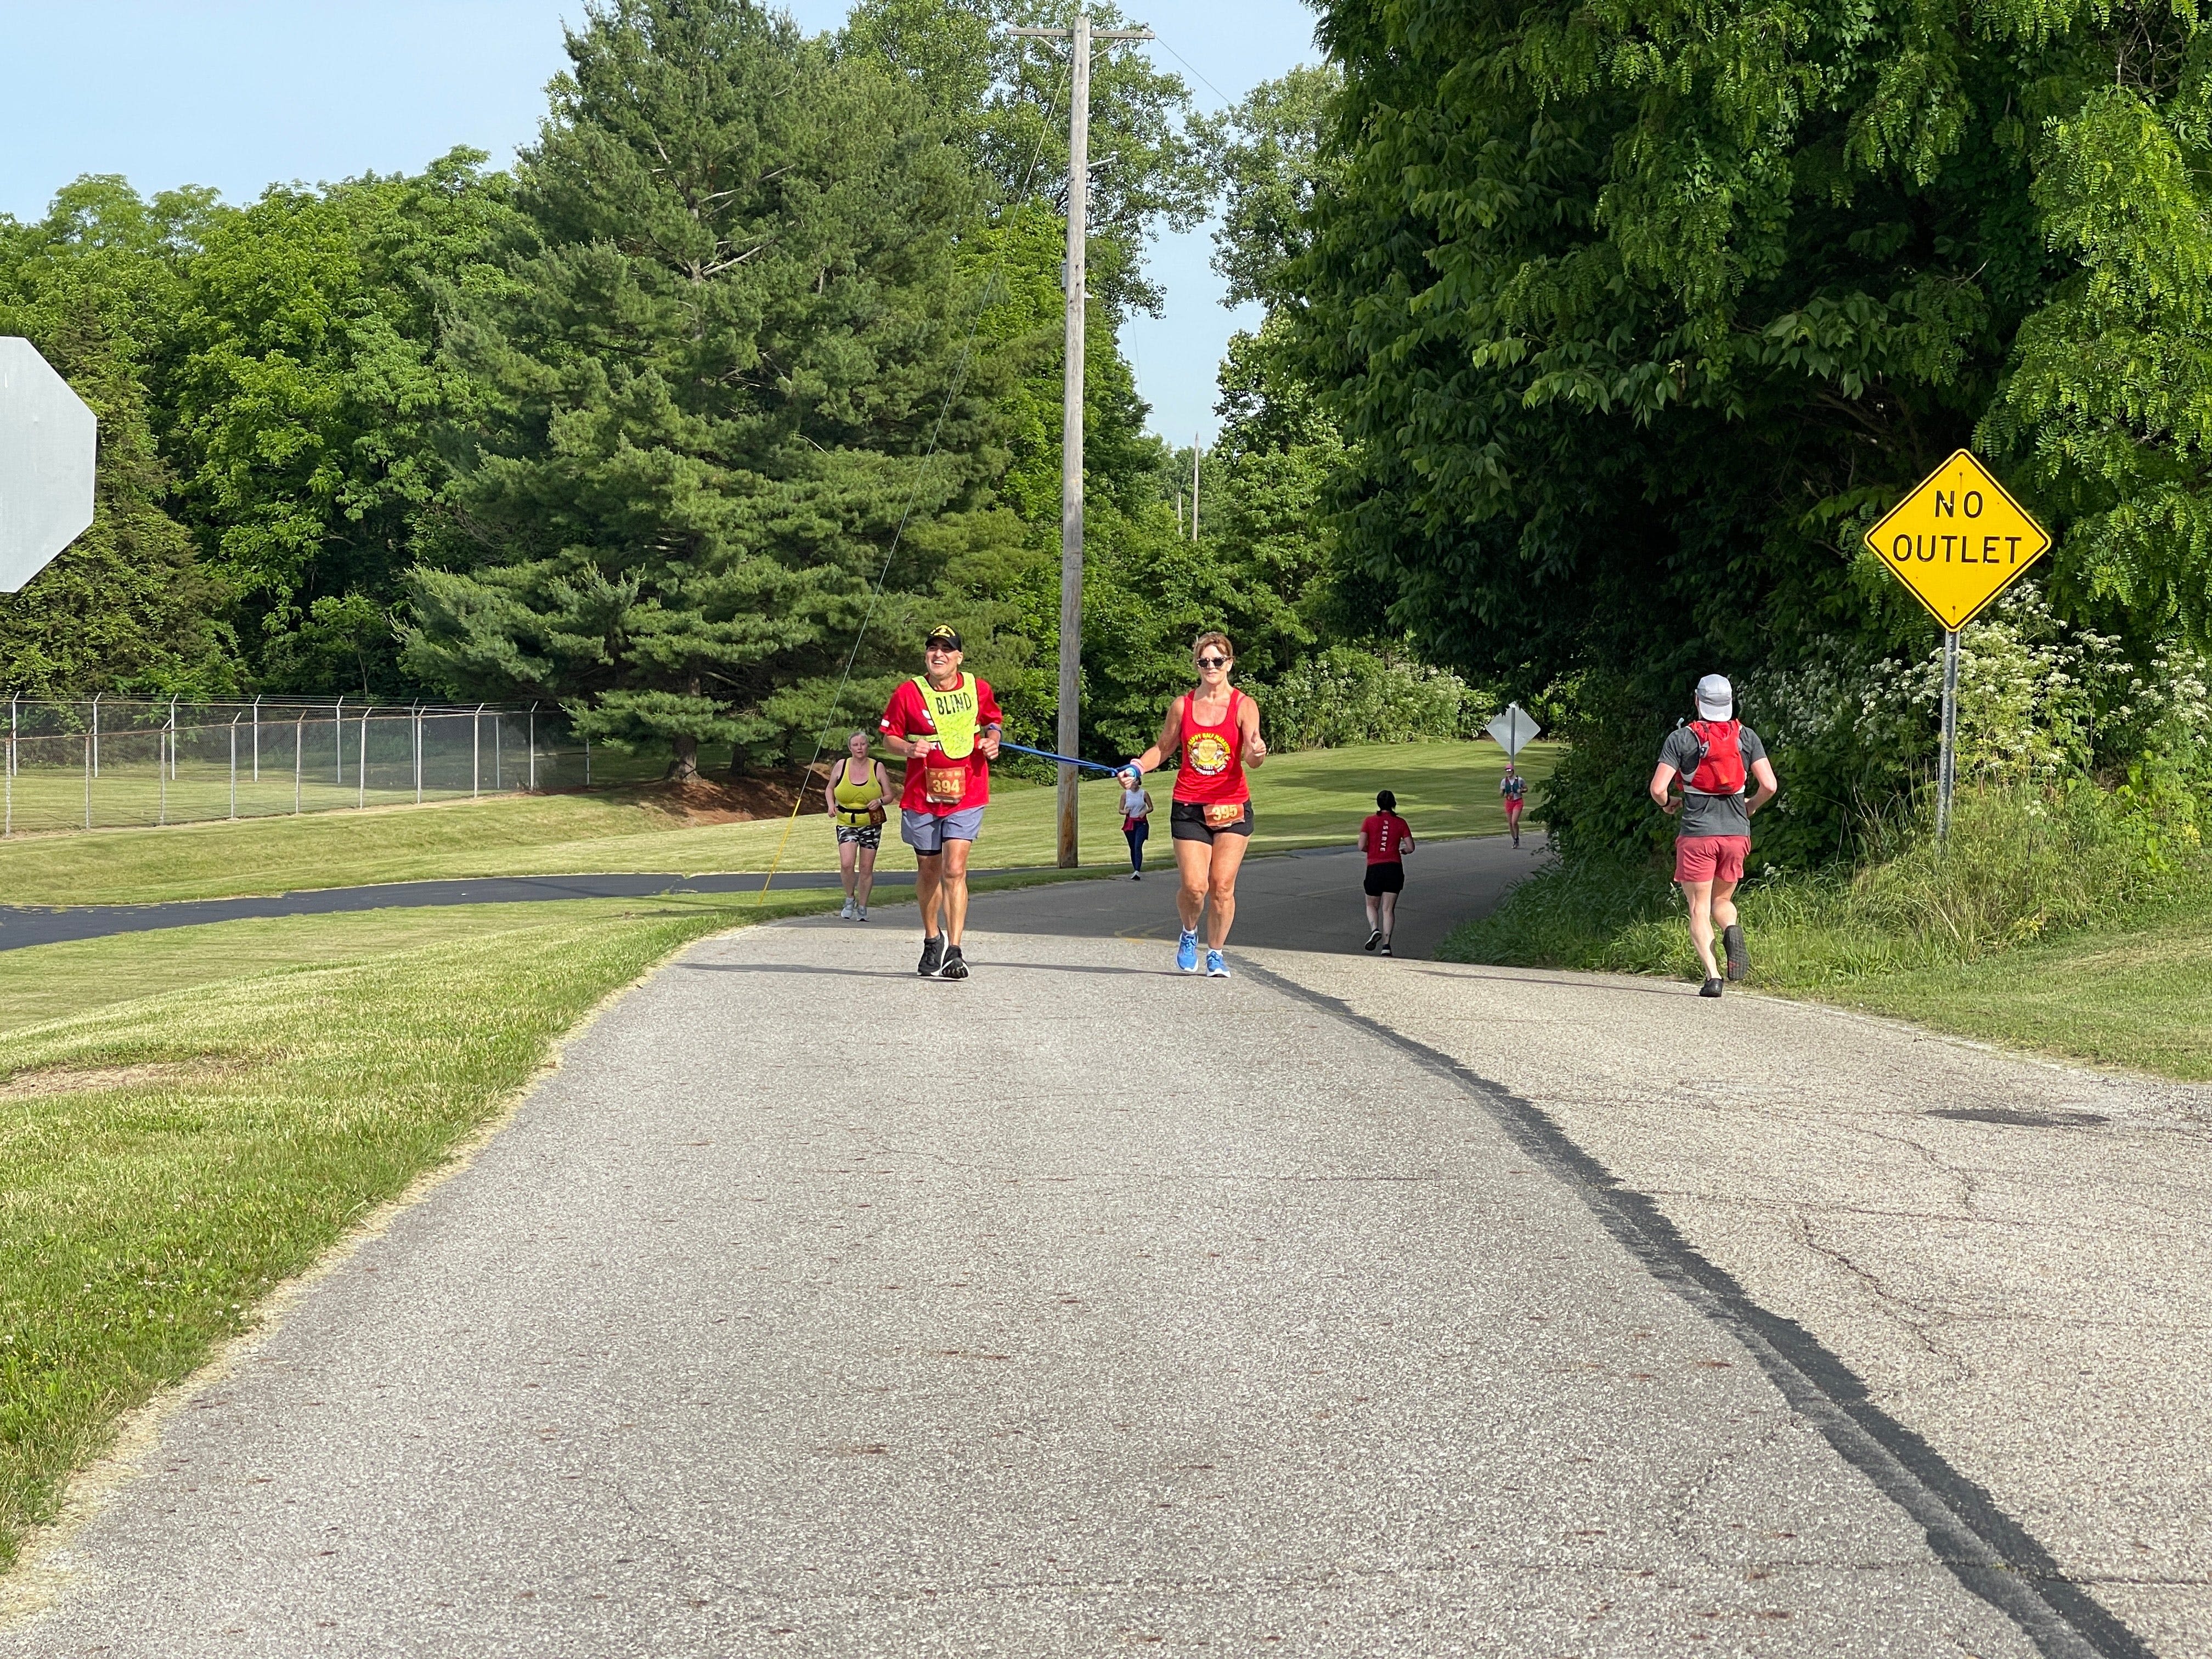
[1238, 956, 2158, 1659]
[0, 936, 692, 1627]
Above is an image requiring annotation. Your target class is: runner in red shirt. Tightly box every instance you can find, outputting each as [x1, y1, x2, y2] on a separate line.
[879, 625, 1001, 980]
[1358, 789, 1415, 955]
[1122, 630, 1267, 978]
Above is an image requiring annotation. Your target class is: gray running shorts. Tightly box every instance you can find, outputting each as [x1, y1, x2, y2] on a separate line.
[901, 805, 984, 854]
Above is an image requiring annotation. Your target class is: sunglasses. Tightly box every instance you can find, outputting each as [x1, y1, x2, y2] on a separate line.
[924, 643, 957, 654]
[1195, 654, 1231, 668]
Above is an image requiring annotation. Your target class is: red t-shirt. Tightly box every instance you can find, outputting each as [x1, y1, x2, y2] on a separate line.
[1362, 811, 1411, 865]
[879, 673, 1002, 815]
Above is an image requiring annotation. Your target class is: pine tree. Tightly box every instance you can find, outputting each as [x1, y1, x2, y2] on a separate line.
[405, 0, 997, 778]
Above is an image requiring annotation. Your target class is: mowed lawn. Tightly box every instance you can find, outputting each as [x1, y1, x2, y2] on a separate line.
[1802, 891, 2212, 1082]
[0, 893, 843, 1567]
[0, 740, 1553, 906]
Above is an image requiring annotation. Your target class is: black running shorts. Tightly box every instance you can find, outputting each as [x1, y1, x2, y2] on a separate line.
[1169, 800, 1254, 842]
[1363, 861, 1404, 896]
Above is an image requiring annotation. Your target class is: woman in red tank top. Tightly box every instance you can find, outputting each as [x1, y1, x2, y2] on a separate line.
[1122, 630, 1268, 978]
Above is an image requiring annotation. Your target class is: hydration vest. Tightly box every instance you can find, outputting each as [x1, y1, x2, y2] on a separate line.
[1684, 719, 1746, 795]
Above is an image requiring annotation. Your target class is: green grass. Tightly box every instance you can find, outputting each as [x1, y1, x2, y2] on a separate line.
[0, 740, 1556, 906]
[0, 882, 952, 1566]
[1809, 891, 2212, 1079]
[1441, 783, 2212, 1080]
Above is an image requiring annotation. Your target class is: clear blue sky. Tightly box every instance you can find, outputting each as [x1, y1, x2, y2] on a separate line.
[0, 0, 1321, 444]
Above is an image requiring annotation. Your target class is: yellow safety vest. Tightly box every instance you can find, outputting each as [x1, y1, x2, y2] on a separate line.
[913, 675, 979, 759]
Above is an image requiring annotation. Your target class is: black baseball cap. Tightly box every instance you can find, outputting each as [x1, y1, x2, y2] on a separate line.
[924, 624, 962, 650]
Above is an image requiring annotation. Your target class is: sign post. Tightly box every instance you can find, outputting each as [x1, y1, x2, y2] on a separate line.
[0, 337, 99, 594]
[1862, 450, 2050, 839]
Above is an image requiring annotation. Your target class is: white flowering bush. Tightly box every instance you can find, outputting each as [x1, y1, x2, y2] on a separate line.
[1751, 585, 2212, 798]
[1263, 646, 1474, 748]
[1871, 588, 2128, 778]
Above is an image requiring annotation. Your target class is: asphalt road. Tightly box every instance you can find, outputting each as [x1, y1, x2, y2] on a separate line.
[0, 832, 1543, 954]
[0, 870, 900, 952]
[977, 833, 1553, 960]
[6, 856, 2203, 1656]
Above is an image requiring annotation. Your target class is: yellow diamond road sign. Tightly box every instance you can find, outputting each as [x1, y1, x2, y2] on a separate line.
[1863, 449, 2050, 631]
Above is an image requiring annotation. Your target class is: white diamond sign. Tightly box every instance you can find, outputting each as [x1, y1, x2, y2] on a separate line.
[0, 337, 98, 594]
[1486, 702, 1541, 757]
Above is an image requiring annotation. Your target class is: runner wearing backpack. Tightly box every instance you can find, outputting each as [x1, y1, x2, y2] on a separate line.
[1648, 674, 1779, 998]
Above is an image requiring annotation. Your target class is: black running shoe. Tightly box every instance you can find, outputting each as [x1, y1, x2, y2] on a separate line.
[1363, 928, 1383, 952]
[1723, 923, 1750, 982]
[917, 935, 944, 977]
[1379, 941, 1393, 957]
[939, 945, 969, 981]
[1700, 976, 1724, 998]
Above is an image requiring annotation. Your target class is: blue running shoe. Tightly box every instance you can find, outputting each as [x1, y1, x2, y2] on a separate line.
[1176, 929, 1200, 974]
[1206, 949, 1229, 979]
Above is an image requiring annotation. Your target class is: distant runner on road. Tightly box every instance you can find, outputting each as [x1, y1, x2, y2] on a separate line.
[1124, 631, 1267, 979]
[1499, 762, 1528, 848]
[1117, 768, 1155, 881]
[881, 625, 1002, 981]
[1358, 789, 1415, 955]
[1649, 674, 1778, 998]
[825, 729, 894, 922]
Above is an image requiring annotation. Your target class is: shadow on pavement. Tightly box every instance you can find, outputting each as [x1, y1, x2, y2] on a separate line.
[681, 958, 1160, 981]
[907, 834, 1553, 961]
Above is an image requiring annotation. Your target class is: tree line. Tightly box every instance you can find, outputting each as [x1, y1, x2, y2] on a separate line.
[1294, 0, 2212, 862]
[0, 0, 1388, 780]
[50, 0, 2174, 855]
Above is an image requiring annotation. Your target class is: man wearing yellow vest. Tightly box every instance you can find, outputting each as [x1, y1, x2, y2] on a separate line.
[880, 625, 1003, 979]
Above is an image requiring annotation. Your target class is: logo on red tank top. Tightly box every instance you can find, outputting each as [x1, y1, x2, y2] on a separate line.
[1186, 732, 1233, 776]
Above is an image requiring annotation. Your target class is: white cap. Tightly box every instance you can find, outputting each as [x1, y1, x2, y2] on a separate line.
[1694, 673, 1733, 721]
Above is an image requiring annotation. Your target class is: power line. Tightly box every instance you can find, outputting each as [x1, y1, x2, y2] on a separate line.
[1145, 29, 1237, 111]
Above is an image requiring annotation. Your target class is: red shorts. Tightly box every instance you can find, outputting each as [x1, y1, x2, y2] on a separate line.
[1674, 835, 1749, 884]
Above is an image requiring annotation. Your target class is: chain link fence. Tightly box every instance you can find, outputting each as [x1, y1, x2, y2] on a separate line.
[0, 697, 613, 836]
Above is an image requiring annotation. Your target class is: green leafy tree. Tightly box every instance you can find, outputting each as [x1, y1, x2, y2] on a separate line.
[1192, 63, 1340, 312]
[1300, 0, 2212, 859]
[1185, 68, 1373, 696]
[1987, 86, 2212, 637]
[0, 180, 232, 697]
[157, 151, 519, 696]
[405, 0, 1002, 780]
[840, 0, 1209, 315]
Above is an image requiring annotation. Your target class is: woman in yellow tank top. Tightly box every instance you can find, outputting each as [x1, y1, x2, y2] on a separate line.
[824, 730, 893, 919]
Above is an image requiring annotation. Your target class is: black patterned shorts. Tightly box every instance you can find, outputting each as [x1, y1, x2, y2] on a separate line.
[834, 823, 882, 850]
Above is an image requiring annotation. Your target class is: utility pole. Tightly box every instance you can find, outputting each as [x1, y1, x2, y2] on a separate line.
[1190, 436, 1200, 541]
[1008, 10, 1153, 868]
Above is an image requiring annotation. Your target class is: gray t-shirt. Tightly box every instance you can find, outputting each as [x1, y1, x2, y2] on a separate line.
[1659, 723, 1766, 839]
